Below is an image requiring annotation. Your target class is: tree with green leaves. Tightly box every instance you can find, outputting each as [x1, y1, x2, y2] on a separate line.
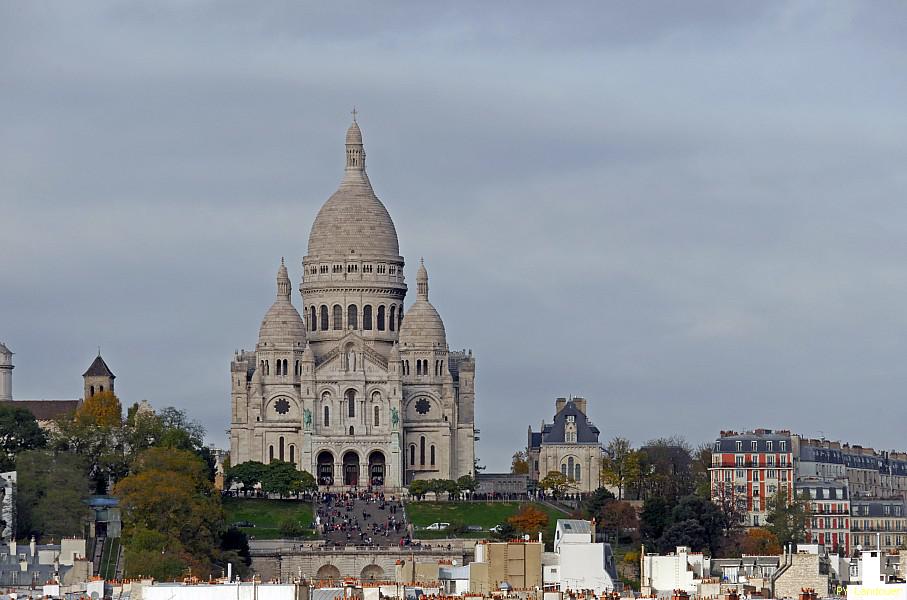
[457, 474, 478, 498]
[52, 406, 127, 494]
[408, 479, 429, 500]
[600, 437, 640, 500]
[640, 496, 672, 544]
[634, 437, 694, 502]
[115, 447, 225, 579]
[16, 450, 91, 540]
[227, 461, 267, 494]
[658, 518, 708, 553]
[691, 442, 714, 498]
[0, 404, 46, 471]
[582, 487, 616, 520]
[259, 461, 315, 498]
[766, 488, 811, 548]
[539, 471, 571, 498]
[669, 494, 728, 554]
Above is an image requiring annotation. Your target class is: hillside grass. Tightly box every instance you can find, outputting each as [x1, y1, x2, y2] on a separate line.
[223, 497, 315, 539]
[406, 501, 567, 539]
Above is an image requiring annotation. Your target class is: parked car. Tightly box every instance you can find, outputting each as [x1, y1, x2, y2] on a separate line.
[466, 525, 483, 532]
[232, 520, 256, 528]
[488, 525, 503, 533]
[425, 522, 450, 530]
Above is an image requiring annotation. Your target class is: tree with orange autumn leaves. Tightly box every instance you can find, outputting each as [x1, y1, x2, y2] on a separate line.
[508, 505, 549, 534]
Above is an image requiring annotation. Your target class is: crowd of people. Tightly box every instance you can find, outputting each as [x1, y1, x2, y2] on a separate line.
[314, 491, 408, 546]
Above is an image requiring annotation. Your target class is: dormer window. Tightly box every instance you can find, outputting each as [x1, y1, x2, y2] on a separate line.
[566, 415, 575, 423]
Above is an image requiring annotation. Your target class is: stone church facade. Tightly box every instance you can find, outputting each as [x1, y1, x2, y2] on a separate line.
[230, 119, 476, 492]
[527, 397, 604, 494]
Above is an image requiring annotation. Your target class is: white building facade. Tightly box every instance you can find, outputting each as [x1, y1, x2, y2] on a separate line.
[229, 120, 476, 491]
[544, 520, 618, 594]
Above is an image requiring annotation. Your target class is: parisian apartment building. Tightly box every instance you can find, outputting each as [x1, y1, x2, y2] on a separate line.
[710, 428, 907, 555]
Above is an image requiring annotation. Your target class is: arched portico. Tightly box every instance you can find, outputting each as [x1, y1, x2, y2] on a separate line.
[368, 450, 386, 487]
[343, 450, 360, 486]
[317, 450, 335, 486]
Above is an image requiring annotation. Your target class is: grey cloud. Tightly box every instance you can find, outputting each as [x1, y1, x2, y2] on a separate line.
[2, 1, 907, 470]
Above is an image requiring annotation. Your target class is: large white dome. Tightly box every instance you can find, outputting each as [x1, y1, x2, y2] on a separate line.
[306, 121, 400, 259]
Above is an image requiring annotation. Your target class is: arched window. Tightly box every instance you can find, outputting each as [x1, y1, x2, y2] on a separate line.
[290, 445, 295, 464]
[265, 360, 270, 375]
[348, 305, 358, 330]
[100, 385, 104, 392]
[346, 389, 356, 418]
[349, 426, 355, 436]
[410, 445, 416, 465]
[332, 304, 342, 330]
[420, 436, 426, 465]
[567, 457, 575, 480]
[323, 405, 330, 427]
[389, 305, 396, 331]
[363, 305, 373, 330]
[416, 360, 422, 376]
[575, 463, 581, 482]
[374, 405, 380, 426]
[377, 305, 386, 331]
[398, 306, 403, 330]
[561, 463, 567, 476]
[269, 445, 274, 463]
[320, 305, 329, 330]
[295, 360, 300, 376]
[430, 445, 436, 466]
[90, 385, 95, 396]
[279, 436, 285, 461]
[310, 306, 316, 331]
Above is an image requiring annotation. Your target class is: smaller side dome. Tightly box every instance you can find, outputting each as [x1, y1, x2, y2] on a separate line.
[399, 259, 447, 349]
[258, 259, 306, 348]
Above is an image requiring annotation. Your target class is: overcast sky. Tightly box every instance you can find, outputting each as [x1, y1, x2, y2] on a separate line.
[2, 2, 907, 471]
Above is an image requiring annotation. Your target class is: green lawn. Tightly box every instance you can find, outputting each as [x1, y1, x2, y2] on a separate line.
[406, 501, 567, 537]
[223, 497, 315, 539]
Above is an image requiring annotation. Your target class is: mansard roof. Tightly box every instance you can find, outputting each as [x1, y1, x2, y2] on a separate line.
[530, 400, 600, 447]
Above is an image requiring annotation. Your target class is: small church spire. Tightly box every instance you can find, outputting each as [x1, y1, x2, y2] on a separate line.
[416, 257, 429, 301]
[276, 258, 291, 299]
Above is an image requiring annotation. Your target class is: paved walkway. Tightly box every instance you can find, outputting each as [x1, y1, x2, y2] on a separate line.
[315, 492, 410, 547]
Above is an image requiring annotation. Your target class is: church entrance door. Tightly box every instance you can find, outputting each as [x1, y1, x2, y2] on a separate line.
[317, 451, 334, 486]
[368, 451, 385, 488]
[343, 451, 360, 487]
